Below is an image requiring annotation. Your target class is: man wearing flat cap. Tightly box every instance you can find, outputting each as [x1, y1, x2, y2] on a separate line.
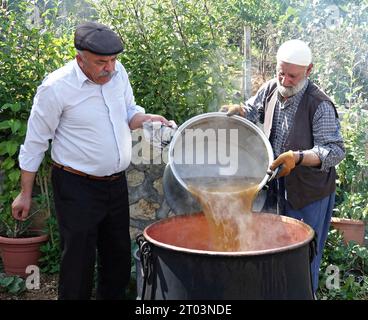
[12, 21, 175, 300]
[220, 39, 345, 295]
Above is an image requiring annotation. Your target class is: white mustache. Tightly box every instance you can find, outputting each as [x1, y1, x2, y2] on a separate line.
[98, 70, 113, 77]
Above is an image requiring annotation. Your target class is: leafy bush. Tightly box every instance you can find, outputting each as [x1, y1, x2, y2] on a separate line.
[253, 1, 368, 107]
[334, 105, 368, 220]
[39, 215, 61, 274]
[95, 0, 243, 123]
[0, 1, 74, 237]
[0, 0, 66, 285]
[318, 229, 368, 300]
[0, 274, 26, 295]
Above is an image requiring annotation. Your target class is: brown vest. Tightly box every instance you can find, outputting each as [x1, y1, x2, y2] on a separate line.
[264, 80, 338, 210]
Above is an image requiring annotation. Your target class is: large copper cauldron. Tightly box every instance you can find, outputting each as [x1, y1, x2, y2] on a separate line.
[136, 212, 316, 300]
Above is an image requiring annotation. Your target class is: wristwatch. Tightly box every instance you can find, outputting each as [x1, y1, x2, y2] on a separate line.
[296, 150, 304, 166]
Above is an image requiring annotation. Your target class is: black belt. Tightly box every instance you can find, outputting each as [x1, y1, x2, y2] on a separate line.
[52, 162, 123, 181]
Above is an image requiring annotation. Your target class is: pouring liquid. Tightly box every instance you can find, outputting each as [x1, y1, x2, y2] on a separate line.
[187, 177, 260, 251]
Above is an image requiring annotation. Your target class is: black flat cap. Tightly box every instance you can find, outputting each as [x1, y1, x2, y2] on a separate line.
[74, 21, 123, 56]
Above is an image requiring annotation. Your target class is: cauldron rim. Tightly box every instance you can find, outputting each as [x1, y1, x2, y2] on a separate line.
[143, 212, 315, 256]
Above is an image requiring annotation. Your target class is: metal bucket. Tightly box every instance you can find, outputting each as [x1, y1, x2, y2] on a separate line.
[163, 112, 276, 214]
[136, 212, 316, 300]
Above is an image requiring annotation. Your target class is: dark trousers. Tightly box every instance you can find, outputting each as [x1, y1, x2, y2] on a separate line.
[51, 167, 131, 300]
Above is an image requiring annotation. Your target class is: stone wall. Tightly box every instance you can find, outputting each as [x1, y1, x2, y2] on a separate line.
[127, 129, 174, 240]
[127, 162, 174, 239]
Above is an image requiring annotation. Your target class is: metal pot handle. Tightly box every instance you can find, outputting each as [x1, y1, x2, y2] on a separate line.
[136, 234, 152, 300]
[264, 165, 281, 189]
[309, 233, 318, 263]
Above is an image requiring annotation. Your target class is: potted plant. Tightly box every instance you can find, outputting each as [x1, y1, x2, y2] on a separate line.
[331, 192, 366, 245]
[0, 155, 51, 278]
[332, 105, 368, 246]
[0, 205, 49, 278]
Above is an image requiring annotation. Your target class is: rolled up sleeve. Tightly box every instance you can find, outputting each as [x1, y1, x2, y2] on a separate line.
[19, 85, 62, 172]
[311, 101, 345, 171]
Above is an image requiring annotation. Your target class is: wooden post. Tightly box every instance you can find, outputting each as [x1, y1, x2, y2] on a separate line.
[242, 25, 252, 101]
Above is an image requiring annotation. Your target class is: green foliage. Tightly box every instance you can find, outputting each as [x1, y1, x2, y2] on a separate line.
[0, 1, 74, 237]
[0, 274, 26, 295]
[1, 211, 37, 238]
[318, 229, 368, 300]
[38, 214, 60, 274]
[94, 0, 245, 123]
[253, 1, 368, 106]
[335, 105, 368, 220]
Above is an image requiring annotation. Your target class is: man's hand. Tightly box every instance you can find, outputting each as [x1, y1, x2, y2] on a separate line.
[218, 104, 245, 117]
[270, 150, 297, 178]
[12, 192, 32, 221]
[129, 113, 176, 130]
[11, 170, 36, 221]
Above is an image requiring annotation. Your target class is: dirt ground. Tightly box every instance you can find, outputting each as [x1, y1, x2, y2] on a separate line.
[0, 273, 137, 300]
[0, 273, 58, 300]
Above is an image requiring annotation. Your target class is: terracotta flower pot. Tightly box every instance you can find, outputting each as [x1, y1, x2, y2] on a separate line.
[330, 217, 365, 246]
[0, 233, 49, 278]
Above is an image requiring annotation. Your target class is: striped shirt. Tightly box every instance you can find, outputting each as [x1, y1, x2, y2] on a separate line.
[244, 79, 345, 171]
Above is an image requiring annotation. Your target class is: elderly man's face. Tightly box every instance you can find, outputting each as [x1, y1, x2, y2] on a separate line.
[77, 50, 117, 85]
[276, 61, 313, 98]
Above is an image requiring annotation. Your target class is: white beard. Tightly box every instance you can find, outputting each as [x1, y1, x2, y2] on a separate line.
[277, 77, 307, 98]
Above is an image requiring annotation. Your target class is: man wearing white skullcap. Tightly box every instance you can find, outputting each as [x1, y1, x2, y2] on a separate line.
[277, 39, 312, 66]
[220, 39, 345, 296]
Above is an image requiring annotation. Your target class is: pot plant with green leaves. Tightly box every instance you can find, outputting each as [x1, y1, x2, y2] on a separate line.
[0, 153, 51, 278]
[0, 2, 73, 277]
[332, 103, 368, 245]
[0, 211, 49, 278]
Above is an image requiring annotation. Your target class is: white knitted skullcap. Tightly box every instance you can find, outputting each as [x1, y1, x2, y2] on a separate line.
[277, 39, 312, 66]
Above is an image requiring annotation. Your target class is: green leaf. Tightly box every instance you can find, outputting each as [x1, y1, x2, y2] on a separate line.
[5, 141, 19, 156]
[1, 103, 16, 112]
[8, 170, 20, 183]
[8, 277, 25, 294]
[0, 276, 15, 287]
[352, 86, 363, 94]
[1, 157, 15, 170]
[8, 119, 22, 134]
[0, 141, 7, 155]
[0, 121, 11, 131]
[9, 103, 21, 113]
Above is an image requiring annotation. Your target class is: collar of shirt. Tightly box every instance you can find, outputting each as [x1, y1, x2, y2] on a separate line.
[73, 59, 118, 88]
[276, 79, 309, 109]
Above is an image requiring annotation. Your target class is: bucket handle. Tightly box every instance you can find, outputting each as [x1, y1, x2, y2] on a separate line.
[136, 234, 152, 300]
[265, 166, 281, 188]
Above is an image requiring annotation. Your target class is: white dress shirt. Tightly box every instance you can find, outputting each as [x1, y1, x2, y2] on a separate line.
[19, 59, 145, 176]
